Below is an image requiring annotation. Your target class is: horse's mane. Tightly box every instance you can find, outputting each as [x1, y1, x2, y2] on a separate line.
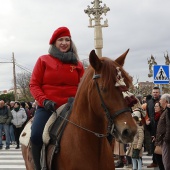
[82, 57, 132, 91]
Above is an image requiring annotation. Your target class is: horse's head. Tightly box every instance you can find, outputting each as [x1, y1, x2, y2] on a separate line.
[86, 49, 137, 143]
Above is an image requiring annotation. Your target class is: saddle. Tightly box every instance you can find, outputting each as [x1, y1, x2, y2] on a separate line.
[42, 97, 74, 170]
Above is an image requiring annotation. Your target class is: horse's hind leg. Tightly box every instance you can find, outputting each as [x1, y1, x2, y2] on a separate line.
[21, 145, 35, 170]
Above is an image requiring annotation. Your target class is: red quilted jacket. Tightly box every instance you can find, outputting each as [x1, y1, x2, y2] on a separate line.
[29, 54, 84, 108]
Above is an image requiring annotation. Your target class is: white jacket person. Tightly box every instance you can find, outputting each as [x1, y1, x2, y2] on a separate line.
[11, 102, 27, 128]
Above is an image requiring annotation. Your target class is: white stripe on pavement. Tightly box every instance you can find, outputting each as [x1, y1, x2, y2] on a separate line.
[0, 160, 24, 163]
[0, 165, 25, 168]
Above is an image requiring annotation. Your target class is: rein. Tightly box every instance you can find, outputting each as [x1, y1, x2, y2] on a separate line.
[58, 114, 108, 138]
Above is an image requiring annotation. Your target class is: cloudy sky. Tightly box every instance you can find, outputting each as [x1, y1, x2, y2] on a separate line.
[0, 0, 170, 91]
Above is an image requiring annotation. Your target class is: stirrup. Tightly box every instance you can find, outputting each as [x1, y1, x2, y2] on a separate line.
[41, 144, 47, 170]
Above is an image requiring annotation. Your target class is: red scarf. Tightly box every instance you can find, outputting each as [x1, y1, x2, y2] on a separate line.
[155, 111, 161, 121]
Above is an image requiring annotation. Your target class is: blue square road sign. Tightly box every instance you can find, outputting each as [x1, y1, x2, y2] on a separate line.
[153, 65, 169, 84]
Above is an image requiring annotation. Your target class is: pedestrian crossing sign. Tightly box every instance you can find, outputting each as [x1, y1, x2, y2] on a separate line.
[153, 65, 169, 84]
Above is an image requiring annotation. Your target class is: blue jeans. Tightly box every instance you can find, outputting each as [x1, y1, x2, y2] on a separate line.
[132, 158, 142, 170]
[30, 107, 52, 145]
[9, 124, 15, 142]
[0, 124, 10, 147]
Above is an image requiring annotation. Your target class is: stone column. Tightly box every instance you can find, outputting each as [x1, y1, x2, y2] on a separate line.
[84, 0, 110, 57]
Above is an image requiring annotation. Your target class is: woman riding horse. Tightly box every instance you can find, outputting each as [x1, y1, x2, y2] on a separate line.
[22, 49, 137, 170]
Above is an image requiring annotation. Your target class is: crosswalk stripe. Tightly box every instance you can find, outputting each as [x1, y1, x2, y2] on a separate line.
[0, 160, 24, 163]
[0, 155, 23, 158]
[0, 165, 25, 168]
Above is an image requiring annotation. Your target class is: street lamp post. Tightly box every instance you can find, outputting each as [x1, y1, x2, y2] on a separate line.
[84, 0, 110, 57]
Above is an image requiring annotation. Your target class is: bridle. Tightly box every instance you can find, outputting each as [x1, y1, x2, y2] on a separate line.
[58, 71, 132, 138]
[93, 74, 132, 136]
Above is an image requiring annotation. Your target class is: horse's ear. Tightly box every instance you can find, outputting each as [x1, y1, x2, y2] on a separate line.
[115, 49, 129, 66]
[89, 50, 102, 71]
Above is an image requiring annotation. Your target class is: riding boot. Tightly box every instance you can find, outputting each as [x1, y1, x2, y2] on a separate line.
[31, 143, 42, 170]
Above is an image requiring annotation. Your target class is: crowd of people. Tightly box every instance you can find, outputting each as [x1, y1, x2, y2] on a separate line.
[0, 100, 37, 150]
[113, 86, 170, 170]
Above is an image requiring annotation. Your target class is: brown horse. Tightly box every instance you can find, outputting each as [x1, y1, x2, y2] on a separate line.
[21, 49, 137, 170]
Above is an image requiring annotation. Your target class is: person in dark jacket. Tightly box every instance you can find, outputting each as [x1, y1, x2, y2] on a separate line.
[0, 100, 12, 149]
[146, 86, 160, 168]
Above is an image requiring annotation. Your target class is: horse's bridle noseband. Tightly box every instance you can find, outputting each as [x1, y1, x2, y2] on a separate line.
[93, 74, 131, 135]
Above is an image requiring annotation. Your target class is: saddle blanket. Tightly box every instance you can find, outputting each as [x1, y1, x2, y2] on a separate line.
[19, 104, 66, 147]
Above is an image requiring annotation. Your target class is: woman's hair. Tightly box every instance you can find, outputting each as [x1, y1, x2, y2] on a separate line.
[15, 101, 21, 106]
[146, 94, 152, 102]
[154, 101, 163, 111]
[20, 102, 26, 108]
[71, 40, 79, 60]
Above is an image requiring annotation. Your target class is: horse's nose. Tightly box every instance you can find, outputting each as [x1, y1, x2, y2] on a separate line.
[122, 128, 135, 142]
[122, 128, 130, 137]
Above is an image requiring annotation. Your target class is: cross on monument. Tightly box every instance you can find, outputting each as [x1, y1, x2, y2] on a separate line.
[84, 0, 110, 57]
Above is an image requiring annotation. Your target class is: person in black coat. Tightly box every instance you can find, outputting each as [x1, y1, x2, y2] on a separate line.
[146, 86, 160, 168]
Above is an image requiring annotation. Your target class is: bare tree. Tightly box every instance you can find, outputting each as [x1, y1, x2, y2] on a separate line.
[16, 72, 33, 101]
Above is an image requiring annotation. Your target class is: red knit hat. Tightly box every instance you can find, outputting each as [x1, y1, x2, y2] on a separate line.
[49, 27, 71, 44]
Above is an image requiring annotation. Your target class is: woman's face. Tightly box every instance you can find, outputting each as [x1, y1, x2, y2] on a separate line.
[55, 36, 71, 52]
[154, 102, 161, 112]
